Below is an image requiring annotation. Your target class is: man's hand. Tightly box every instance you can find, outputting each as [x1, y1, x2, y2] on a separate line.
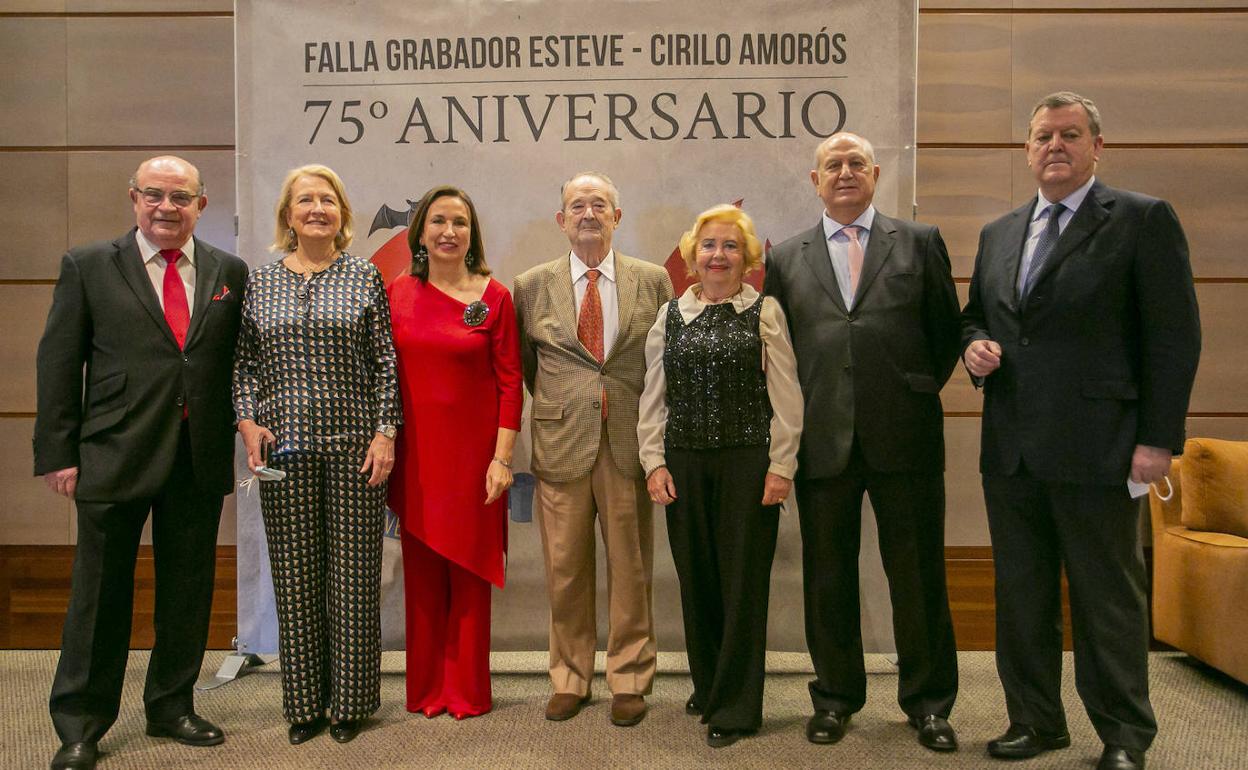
[43, 467, 79, 498]
[647, 466, 677, 506]
[964, 339, 1003, 378]
[1131, 444, 1172, 485]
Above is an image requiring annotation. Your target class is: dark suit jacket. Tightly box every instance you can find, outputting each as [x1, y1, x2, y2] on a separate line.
[34, 228, 248, 502]
[764, 212, 961, 478]
[960, 181, 1201, 485]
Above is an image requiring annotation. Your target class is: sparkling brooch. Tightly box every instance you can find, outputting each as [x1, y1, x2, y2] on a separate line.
[463, 300, 490, 327]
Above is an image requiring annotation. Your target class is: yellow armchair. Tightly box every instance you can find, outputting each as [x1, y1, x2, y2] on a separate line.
[1149, 438, 1248, 684]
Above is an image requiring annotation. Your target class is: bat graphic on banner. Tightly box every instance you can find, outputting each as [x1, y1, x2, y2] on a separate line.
[368, 199, 423, 285]
[369, 199, 419, 236]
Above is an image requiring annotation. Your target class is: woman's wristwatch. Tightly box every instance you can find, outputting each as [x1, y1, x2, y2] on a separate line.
[377, 425, 397, 440]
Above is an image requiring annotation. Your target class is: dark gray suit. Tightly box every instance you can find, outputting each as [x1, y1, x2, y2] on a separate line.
[765, 211, 961, 718]
[961, 181, 1201, 751]
[34, 228, 247, 744]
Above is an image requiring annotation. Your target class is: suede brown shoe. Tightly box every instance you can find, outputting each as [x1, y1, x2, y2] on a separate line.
[545, 692, 590, 721]
[610, 694, 646, 726]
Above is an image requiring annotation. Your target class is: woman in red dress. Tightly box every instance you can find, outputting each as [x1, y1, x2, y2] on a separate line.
[387, 185, 523, 719]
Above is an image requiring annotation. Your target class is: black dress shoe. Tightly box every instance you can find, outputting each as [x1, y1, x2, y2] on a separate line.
[908, 714, 958, 752]
[707, 726, 750, 748]
[805, 710, 851, 744]
[288, 717, 328, 745]
[51, 741, 97, 770]
[329, 719, 362, 743]
[685, 695, 702, 716]
[987, 723, 1071, 759]
[1098, 746, 1145, 770]
[145, 713, 225, 746]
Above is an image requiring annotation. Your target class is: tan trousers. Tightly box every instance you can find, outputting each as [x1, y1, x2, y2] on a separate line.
[535, 424, 656, 696]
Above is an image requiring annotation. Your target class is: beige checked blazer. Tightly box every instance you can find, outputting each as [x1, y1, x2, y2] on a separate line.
[515, 253, 674, 483]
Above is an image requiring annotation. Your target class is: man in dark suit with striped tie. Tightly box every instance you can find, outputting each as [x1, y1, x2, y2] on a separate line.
[962, 92, 1201, 770]
[34, 156, 248, 770]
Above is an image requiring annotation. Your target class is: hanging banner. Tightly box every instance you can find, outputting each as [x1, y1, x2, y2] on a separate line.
[235, 0, 918, 655]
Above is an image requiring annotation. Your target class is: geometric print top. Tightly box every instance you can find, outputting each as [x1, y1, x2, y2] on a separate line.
[232, 252, 401, 454]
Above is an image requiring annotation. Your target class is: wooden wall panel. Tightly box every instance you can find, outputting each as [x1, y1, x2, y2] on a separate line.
[0, 418, 71, 545]
[923, 147, 1248, 279]
[1189, 285, 1248, 414]
[945, 416, 990, 545]
[1011, 14, 1248, 143]
[65, 17, 233, 146]
[0, 19, 67, 146]
[0, 152, 68, 280]
[916, 149, 1016, 277]
[0, 285, 51, 413]
[1186, 417, 1248, 442]
[66, 0, 231, 10]
[917, 14, 1013, 144]
[65, 149, 237, 278]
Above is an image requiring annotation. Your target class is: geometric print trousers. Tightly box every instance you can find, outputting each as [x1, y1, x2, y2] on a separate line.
[259, 445, 385, 725]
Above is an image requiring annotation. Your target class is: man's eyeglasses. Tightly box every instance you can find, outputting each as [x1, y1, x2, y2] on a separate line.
[134, 187, 199, 208]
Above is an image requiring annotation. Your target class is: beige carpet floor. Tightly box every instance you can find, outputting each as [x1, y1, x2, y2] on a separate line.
[2, 650, 1244, 769]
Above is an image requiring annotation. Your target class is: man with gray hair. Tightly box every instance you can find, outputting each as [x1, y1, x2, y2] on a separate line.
[962, 92, 1201, 770]
[514, 172, 673, 727]
[34, 156, 248, 770]
[765, 132, 962, 752]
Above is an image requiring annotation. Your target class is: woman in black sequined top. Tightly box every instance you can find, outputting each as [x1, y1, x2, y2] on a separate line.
[637, 204, 803, 748]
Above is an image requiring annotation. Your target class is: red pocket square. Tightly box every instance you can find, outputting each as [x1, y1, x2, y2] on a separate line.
[212, 285, 231, 301]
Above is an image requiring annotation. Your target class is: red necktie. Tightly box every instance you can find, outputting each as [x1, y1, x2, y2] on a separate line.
[160, 249, 190, 349]
[577, 269, 607, 418]
[843, 226, 864, 299]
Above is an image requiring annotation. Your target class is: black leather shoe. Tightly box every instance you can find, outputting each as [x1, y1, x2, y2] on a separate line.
[987, 723, 1071, 759]
[685, 695, 702, 716]
[51, 741, 97, 770]
[706, 726, 748, 748]
[329, 719, 362, 744]
[145, 713, 225, 746]
[288, 717, 328, 745]
[1098, 746, 1145, 770]
[805, 710, 851, 744]
[908, 714, 958, 752]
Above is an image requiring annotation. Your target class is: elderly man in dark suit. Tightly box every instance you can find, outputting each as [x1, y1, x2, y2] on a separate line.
[34, 155, 248, 770]
[962, 92, 1201, 770]
[764, 132, 962, 752]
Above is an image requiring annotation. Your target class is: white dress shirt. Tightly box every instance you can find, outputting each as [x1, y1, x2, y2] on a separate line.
[569, 249, 618, 359]
[821, 205, 876, 309]
[1016, 175, 1096, 296]
[136, 230, 197, 316]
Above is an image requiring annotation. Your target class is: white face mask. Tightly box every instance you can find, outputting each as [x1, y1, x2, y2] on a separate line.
[1128, 475, 1173, 501]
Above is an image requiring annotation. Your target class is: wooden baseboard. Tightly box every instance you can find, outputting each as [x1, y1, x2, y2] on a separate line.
[0, 545, 237, 649]
[0, 544, 1113, 651]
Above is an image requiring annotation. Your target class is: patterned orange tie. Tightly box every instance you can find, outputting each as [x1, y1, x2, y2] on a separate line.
[578, 269, 604, 362]
[578, 269, 607, 418]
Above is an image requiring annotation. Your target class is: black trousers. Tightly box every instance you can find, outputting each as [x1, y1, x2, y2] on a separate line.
[50, 424, 222, 744]
[796, 438, 958, 718]
[666, 444, 779, 732]
[984, 471, 1156, 751]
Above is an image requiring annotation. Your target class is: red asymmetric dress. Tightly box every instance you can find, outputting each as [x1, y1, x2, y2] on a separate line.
[387, 274, 523, 717]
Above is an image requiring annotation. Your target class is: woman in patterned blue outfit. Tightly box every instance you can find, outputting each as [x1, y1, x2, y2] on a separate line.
[233, 165, 400, 745]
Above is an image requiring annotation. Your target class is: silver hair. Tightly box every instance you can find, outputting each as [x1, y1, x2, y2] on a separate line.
[814, 132, 876, 167]
[559, 171, 620, 210]
[1030, 91, 1102, 137]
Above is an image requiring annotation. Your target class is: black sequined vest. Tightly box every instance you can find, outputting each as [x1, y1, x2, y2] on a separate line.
[663, 296, 771, 450]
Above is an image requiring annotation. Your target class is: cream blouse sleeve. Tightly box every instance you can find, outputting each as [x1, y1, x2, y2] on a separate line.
[760, 295, 803, 479]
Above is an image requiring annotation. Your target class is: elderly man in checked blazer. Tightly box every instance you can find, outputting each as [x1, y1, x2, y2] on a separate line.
[514, 171, 673, 728]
